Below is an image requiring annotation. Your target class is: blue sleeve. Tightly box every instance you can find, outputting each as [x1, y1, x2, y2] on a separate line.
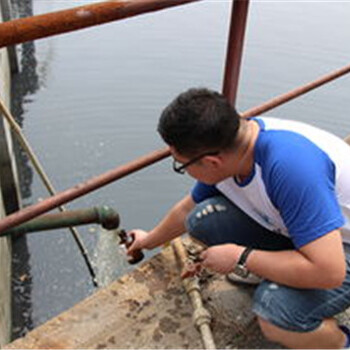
[261, 132, 344, 248]
[191, 181, 220, 203]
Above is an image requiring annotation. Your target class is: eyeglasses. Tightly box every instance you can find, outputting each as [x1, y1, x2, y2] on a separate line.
[172, 151, 219, 174]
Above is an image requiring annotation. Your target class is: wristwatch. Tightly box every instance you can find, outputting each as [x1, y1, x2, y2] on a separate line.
[233, 247, 253, 278]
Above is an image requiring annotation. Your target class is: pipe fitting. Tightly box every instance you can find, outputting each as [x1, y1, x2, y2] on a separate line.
[95, 205, 120, 230]
[193, 307, 212, 329]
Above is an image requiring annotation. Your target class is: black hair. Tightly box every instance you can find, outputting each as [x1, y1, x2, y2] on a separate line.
[157, 88, 241, 156]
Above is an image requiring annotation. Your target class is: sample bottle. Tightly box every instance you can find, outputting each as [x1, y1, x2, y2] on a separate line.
[118, 229, 144, 264]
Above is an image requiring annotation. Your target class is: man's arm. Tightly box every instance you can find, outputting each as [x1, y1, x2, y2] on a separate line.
[248, 229, 346, 288]
[128, 194, 195, 253]
[200, 229, 346, 289]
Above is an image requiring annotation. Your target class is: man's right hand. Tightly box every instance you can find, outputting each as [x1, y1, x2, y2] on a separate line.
[126, 229, 149, 257]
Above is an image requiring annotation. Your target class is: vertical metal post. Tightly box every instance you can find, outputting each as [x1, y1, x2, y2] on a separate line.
[0, 0, 19, 73]
[222, 0, 250, 106]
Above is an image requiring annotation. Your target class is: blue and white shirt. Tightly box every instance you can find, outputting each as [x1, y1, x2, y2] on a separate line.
[191, 117, 350, 249]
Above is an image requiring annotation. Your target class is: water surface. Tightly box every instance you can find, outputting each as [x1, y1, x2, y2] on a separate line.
[12, 0, 350, 335]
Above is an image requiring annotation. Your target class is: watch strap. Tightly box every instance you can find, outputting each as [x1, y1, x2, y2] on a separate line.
[237, 247, 253, 266]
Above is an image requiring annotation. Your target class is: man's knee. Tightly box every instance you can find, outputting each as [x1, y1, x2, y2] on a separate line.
[187, 196, 294, 250]
[252, 281, 322, 333]
[185, 196, 231, 246]
[257, 317, 281, 342]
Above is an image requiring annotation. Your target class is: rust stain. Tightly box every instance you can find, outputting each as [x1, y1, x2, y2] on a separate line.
[107, 336, 116, 345]
[110, 290, 118, 297]
[158, 316, 180, 334]
[125, 298, 141, 313]
[140, 313, 157, 324]
[152, 328, 163, 342]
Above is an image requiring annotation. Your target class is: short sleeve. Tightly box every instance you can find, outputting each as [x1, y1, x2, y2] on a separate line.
[262, 133, 344, 248]
[191, 181, 220, 203]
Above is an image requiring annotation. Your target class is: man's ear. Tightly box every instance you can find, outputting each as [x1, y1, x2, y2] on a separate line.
[203, 154, 223, 168]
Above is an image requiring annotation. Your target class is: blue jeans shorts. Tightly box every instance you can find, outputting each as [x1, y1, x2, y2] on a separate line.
[185, 195, 350, 332]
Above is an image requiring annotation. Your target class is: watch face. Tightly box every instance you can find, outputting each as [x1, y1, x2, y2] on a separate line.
[234, 264, 249, 278]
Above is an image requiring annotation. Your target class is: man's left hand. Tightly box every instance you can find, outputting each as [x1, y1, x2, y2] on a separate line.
[199, 244, 245, 274]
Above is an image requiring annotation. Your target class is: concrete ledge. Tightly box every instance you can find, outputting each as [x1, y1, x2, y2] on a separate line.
[6, 243, 350, 349]
[6, 247, 204, 349]
[4, 242, 287, 349]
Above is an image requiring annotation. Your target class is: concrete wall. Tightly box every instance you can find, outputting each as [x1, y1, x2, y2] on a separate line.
[0, 1, 21, 215]
[0, 185, 12, 346]
[0, 0, 21, 346]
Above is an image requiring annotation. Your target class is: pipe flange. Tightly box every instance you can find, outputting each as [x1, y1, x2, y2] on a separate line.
[183, 278, 201, 294]
[193, 307, 212, 328]
[97, 206, 120, 230]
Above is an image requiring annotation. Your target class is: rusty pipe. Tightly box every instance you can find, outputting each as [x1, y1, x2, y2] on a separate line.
[242, 62, 350, 118]
[222, 0, 250, 106]
[0, 206, 120, 238]
[0, 147, 170, 234]
[0, 0, 202, 49]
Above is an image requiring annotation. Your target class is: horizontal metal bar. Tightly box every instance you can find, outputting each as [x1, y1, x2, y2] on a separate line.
[0, 0, 202, 48]
[242, 63, 350, 118]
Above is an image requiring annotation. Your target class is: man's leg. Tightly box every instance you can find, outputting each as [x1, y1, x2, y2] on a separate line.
[258, 317, 346, 349]
[185, 195, 294, 250]
[252, 265, 350, 350]
[186, 196, 350, 349]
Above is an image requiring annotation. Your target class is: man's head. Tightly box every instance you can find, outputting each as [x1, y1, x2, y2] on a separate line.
[157, 88, 241, 157]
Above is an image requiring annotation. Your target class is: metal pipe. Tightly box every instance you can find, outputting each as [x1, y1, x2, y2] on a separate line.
[0, 0, 19, 72]
[0, 0, 202, 49]
[0, 64, 349, 234]
[0, 148, 170, 234]
[222, 0, 250, 106]
[241, 63, 350, 118]
[172, 238, 216, 349]
[0, 206, 120, 238]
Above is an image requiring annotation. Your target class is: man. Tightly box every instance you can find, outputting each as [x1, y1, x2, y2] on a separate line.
[128, 88, 350, 349]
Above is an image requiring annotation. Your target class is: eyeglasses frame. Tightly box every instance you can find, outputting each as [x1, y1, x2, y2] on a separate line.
[172, 150, 220, 174]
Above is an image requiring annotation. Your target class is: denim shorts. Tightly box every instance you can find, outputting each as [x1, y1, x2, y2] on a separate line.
[186, 195, 350, 332]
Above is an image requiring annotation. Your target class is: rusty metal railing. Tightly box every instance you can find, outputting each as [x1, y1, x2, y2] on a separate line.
[0, 0, 202, 48]
[0, 0, 349, 235]
[242, 63, 350, 118]
[1, 61, 350, 234]
[0, 148, 169, 233]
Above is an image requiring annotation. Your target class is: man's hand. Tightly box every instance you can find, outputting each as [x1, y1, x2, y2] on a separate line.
[200, 244, 245, 274]
[127, 229, 149, 256]
[181, 243, 245, 278]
